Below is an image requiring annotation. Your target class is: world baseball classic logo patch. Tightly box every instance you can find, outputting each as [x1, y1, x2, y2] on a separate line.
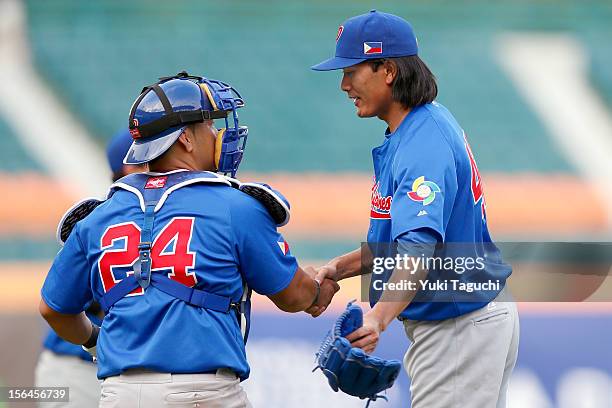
[145, 176, 168, 189]
[408, 176, 440, 206]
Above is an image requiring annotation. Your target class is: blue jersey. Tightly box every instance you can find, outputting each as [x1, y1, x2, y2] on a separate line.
[368, 102, 512, 321]
[41, 171, 297, 379]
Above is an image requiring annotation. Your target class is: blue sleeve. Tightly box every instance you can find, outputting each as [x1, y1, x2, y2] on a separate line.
[41, 225, 93, 314]
[396, 228, 438, 259]
[230, 195, 298, 296]
[390, 127, 458, 241]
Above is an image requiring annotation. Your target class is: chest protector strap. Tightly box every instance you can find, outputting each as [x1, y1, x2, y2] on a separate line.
[99, 171, 240, 317]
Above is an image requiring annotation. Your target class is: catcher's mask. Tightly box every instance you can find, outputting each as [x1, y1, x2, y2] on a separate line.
[124, 71, 248, 177]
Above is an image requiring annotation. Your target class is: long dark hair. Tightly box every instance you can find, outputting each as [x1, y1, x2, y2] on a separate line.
[371, 55, 438, 108]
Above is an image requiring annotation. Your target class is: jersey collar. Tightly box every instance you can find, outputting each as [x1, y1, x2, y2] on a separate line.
[384, 105, 421, 138]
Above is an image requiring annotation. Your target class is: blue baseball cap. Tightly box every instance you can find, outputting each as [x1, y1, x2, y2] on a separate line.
[311, 10, 418, 71]
[106, 128, 134, 174]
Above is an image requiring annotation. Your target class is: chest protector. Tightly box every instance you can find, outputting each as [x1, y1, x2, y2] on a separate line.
[99, 171, 254, 342]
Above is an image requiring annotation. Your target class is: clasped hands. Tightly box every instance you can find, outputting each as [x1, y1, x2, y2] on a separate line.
[304, 263, 383, 354]
[304, 264, 339, 318]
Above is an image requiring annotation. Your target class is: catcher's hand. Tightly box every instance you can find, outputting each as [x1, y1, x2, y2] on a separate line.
[81, 324, 100, 363]
[314, 302, 401, 405]
[82, 344, 97, 362]
[303, 266, 339, 317]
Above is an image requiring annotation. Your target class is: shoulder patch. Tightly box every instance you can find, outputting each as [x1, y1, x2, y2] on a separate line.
[408, 176, 441, 206]
[277, 240, 290, 255]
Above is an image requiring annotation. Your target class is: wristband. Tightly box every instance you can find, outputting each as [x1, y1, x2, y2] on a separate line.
[308, 279, 321, 309]
[83, 324, 100, 349]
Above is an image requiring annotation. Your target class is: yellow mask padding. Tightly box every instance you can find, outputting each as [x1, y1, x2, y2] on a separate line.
[214, 128, 226, 169]
[199, 83, 219, 111]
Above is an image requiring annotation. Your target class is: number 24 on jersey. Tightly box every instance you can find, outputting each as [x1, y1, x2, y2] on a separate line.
[98, 217, 197, 296]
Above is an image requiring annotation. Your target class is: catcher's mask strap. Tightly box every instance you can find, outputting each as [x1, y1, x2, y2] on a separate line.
[150, 84, 173, 114]
[131, 109, 227, 139]
[158, 71, 203, 83]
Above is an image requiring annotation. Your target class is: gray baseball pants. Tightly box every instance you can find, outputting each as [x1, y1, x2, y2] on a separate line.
[99, 368, 251, 408]
[35, 349, 101, 408]
[402, 288, 520, 408]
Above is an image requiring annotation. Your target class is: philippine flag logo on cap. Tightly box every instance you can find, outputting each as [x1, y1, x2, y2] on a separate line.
[363, 42, 383, 55]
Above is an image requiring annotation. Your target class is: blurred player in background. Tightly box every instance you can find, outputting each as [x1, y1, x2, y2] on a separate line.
[106, 128, 147, 182]
[312, 10, 519, 408]
[35, 305, 102, 408]
[34, 129, 144, 407]
[39, 72, 339, 408]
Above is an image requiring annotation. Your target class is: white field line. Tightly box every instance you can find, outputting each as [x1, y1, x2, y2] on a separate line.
[496, 33, 612, 230]
[0, 0, 108, 198]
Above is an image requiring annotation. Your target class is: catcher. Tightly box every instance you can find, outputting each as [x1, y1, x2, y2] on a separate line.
[40, 71, 339, 407]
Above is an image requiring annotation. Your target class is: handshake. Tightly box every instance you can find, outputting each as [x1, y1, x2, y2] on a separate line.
[304, 264, 339, 318]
